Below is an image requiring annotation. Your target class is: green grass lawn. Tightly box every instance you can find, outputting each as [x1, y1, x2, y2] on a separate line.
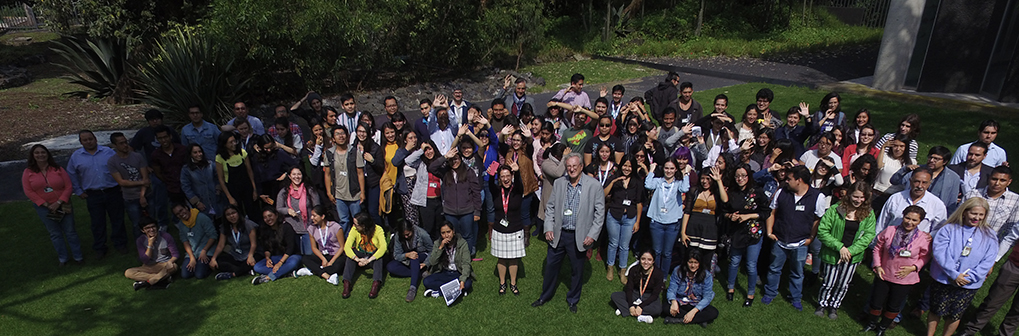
[3, 83, 1016, 335]
[518, 59, 663, 94]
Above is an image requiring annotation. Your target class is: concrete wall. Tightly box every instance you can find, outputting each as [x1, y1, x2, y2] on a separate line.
[873, 0, 927, 90]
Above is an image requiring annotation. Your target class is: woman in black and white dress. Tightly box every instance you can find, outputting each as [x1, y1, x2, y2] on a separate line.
[491, 165, 528, 296]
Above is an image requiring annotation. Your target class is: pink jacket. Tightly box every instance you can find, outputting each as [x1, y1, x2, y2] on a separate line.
[22, 167, 73, 206]
[872, 226, 931, 285]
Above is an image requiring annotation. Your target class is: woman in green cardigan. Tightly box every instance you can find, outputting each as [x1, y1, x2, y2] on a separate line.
[422, 221, 475, 298]
[814, 181, 876, 320]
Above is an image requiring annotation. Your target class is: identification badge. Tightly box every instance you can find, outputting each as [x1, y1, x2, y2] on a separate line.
[681, 117, 691, 123]
[899, 250, 912, 258]
[235, 248, 242, 255]
[795, 205, 805, 212]
[500, 219, 509, 227]
[681, 297, 690, 303]
[564, 209, 573, 216]
[188, 232, 194, 237]
[622, 200, 631, 206]
[339, 171, 348, 176]
[962, 246, 972, 257]
[702, 208, 712, 214]
[660, 207, 668, 214]
[633, 298, 642, 305]
[429, 183, 438, 188]
[43, 187, 54, 193]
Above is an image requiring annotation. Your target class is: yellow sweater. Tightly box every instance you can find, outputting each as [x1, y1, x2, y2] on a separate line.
[344, 225, 387, 260]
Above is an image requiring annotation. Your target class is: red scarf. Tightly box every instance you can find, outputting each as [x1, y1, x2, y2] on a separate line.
[287, 183, 308, 224]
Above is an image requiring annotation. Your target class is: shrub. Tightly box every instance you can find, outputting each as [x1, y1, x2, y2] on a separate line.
[136, 28, 250, 125]
[49, 35, 132, 102]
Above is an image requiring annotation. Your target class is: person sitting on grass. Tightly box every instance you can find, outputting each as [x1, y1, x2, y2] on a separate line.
[209, 205, 258, 281]
[664, 249, 718, 327]
[387, 221, 434, 302]
[342, 211, 388, 299]
[422, 221, 475, 299]
[125, 217, 178, 291]
[251, 208, 301, 285]
[171, 203, 217, 280]
[295, 205, 345, 285]
[610, 250, 664, 324]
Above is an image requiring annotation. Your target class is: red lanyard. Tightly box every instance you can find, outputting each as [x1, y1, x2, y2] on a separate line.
[502, 185, 513, 214]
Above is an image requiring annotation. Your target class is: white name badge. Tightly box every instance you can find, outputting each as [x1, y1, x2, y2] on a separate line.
[500, 219, 509, 227]
[633, 298, 643, 305]
[660, 207, 668, 214]
[701, 208, 712, 214]
[899, 250, 911, 258]
[234, 248, 242, 255]
[564, 209, 573, 216]
[622, 200, 631, 206]
[339, 171, 348, 176]
[681, 117, 691, 123]
[962, 246, 972, 257]
[795, 205, 805, 212]
[429, 183, 438, 188]
[187, 232, 194, 237]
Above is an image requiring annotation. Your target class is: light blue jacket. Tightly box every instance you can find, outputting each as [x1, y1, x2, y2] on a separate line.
[645, 173, 690, 224]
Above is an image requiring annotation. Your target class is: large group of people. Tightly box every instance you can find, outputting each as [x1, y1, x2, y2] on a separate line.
[21, 71, 1019, 334]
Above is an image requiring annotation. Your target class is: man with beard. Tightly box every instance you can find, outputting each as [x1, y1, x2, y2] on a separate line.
[874, 166, 948, 235]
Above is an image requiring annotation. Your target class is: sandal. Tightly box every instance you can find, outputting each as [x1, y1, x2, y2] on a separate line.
[499, 283, 507, 295]
[511, 284, 520, 296]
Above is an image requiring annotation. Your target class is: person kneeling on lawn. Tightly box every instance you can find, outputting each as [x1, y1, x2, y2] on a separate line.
[125, 217, 178, 290]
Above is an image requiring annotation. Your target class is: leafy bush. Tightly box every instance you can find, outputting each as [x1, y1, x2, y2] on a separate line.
[136, 28, 250, 125]
[36, 0, 208, 41]
[49, 35, 132, 102]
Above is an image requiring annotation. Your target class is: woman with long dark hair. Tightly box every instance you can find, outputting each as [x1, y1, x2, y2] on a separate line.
[251, 208, 301, 285]
[681, 167, 728, 252]
[815, 182, 876, 319]
[387, 220, 433, 302]
[22, 144, 83, 265]
[295, 205, 344, 285]
[604, 155, 644, 283]
[610, 250, 664, 324]
[276, 166, 320, 255]
[209, 204, 258, 280]
[272, 116, 303, 159]
[843, 108, 875, 148]
[749, 128, 775, 168]
[665, 249, 719, 326]
[355, 122, 387, 229]
[408, 139, 444, 238]
[645, 158, 691, 272]
[842, 124, 879, 175]
[848, 153, 879, 186]
[215, 132, 258, 221]
[875, 113, 921, 163]
[181, 144, 222, 216]
[585, 143, 616, 188]
[808, 92, 846, 146]
[392, 130, 422, 229]
[342, 211, 388, 299]
[422, 221, 475, 298]
[379, 121, 402, 224]
[723, 164, 771, 307]
[429, 145, 482, 258]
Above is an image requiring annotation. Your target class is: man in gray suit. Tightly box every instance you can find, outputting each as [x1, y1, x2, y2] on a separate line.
[532, 153, 605, 313]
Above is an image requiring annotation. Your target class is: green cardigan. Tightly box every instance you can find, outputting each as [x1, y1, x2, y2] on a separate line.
[817, 205, 876, 265]
[425, 234, 475, 283]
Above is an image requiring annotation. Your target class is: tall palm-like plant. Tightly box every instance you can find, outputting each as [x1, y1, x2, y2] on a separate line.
[50, 36, 132, 102]
[136, 28, 250, 126]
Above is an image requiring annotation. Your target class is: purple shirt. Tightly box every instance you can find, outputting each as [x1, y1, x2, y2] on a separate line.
[309, 221, 343, 255]
[553, 88, 591, 110]
[136, 232, 179, 264]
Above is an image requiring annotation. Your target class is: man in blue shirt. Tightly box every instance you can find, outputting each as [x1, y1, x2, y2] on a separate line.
[891, 146, 961, 211]
[66, 130, 128, 258]
[951, 120, 1008, 167]
[180, 106, 221, 159]
[225, 101, 265, 135]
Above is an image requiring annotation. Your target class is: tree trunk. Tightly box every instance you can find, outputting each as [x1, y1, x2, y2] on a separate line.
[515, 41, 523, 72]
[604, 0, 612, 42]
[695, 0, 704, 36]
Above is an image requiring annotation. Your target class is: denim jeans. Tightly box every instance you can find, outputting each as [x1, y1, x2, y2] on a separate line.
[124, 198, 147, 238]
[253, 255, 302, 281]
[34, 204, 84, 263]
[445, 214, 477, 256]
[366, 185, 383, 228]
[482, 183, 496, 224]
[148, 175, 172, 228]
[386, 252, 428, 287]
[180, 257, 211, 279]
[650, 220, 680, 273]
[335, 199, 360, 235]
[605, 214, 636, 267]
[809, 237, 822, 274]
[728, 238, 763, 296]
[764, 241, 808, 302]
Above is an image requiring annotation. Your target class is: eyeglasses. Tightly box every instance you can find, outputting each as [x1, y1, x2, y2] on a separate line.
[735, 174, 748, 179]
[860, 132, 874, 136]
[600, 124, 612, 127]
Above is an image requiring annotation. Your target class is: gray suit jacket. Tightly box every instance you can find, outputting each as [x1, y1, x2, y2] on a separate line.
[544, 174, 605, 251]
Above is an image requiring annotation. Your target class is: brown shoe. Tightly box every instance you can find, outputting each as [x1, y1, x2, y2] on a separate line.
[606, 265, 615, 281]
[342, 280, 352, 299]
[369, 280, 381, 299]
[620, 269, 628, 285]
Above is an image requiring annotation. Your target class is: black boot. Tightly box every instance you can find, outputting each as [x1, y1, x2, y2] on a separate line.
[874, 326, 886, 336]
[860, 314, 880, 332]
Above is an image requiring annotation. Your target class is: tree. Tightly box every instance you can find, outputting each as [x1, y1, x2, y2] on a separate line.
[482, 0, 547, 71]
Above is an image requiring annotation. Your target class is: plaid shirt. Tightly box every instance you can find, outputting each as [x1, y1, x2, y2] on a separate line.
[562, 179, 582, 231]
[267, 122, 303, 139]
[966, 187, 1019, 238]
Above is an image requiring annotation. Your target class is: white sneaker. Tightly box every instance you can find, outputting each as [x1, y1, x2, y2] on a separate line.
[423, 289, 440, 298]
[296, 267, 313, 277]
[637, 315, 653, 324]
[615, 309, 621, 316]
[326, 273, 339, 285]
